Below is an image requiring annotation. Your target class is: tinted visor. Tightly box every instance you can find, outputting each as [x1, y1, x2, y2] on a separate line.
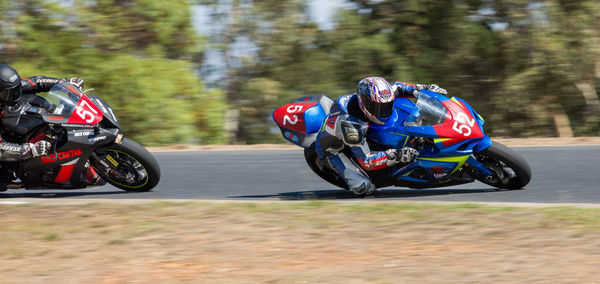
[0, 84, 21, 104]
[360, 93, 394, 119]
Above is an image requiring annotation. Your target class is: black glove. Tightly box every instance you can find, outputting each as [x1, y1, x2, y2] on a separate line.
[69, 77, 85, 91]
[416, 83, 447, 95]
[386, 147, 419, 166]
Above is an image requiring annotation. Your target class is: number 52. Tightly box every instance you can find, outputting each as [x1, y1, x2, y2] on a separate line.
[452, 112, 475, 137]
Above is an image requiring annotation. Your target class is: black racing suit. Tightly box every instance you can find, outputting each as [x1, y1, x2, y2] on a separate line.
[0, 76, 64, 161]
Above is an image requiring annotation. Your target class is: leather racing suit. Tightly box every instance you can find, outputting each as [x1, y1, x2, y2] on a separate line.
[315, 81, 419, 195]
[0, 76, 65, 161]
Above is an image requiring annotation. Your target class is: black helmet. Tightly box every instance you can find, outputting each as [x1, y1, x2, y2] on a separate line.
[0, 64, 22, 105]
[357, 77, 395, 124]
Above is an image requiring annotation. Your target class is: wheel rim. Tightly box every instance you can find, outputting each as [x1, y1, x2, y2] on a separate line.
[98, 150, 149, 189]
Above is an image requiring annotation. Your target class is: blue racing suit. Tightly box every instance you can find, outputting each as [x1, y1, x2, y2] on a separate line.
[315, 81, 419, 195]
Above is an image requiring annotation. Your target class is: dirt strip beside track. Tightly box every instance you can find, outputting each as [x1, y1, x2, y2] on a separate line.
[2, 199, 599, 208]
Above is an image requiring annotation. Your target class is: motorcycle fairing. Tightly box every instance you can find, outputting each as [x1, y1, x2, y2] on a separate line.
[368, 91, 490, 156]
[366, 90, 493, 184]
[87, 94, 120, 129]
[366, 97, 415, 149]
[272, 95, 333, 148]
[392, 155, 470, 183]
[40, 83, 103, 126]
[21, 125, 120, 189]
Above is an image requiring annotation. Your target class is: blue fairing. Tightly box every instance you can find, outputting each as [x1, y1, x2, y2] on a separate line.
[367, 97, 416, 148]
[304, 104, 326, 134]
[366, 91, 492, 183]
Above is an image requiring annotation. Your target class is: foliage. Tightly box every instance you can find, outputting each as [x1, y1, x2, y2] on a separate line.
[203, 0, 600, 142]
[1, 0, 223, 145]
[2, 0, 600, 145]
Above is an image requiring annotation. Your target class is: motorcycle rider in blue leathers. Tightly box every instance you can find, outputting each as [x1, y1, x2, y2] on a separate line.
[315, 77, 447, 196]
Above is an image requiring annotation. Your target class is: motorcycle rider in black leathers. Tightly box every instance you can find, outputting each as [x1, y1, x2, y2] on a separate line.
[315, 76, 447, 196]
[0, 64, 87, 189]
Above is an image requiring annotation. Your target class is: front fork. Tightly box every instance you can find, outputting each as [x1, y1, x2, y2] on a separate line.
[90, 133, 124, 175]
[465, 155, 494, 177]
[91, 152, 120, 173]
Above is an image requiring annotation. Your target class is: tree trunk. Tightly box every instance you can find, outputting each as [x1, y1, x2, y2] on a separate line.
[225, 109, 240, 144]
[551, 109, 573, 137]
[575, 81, 600, 110]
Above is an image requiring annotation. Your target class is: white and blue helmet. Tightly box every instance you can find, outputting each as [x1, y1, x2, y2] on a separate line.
[357, 77, 395, 124]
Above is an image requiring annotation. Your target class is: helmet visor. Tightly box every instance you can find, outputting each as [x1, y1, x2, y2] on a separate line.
[360, 93, 394, 119]
[0, 84, 21, 104]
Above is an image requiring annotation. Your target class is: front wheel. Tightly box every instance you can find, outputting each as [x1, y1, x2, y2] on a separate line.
[93, 138, 161, 192]
[473, 141, 531, 190]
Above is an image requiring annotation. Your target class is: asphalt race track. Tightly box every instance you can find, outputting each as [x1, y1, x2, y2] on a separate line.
[1, 146, 599, 204]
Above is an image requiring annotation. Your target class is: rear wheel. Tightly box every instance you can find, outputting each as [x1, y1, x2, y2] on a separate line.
[473, 141, 531, 190]
[304, 148, 348, 190]
[93, 138, 161, 192]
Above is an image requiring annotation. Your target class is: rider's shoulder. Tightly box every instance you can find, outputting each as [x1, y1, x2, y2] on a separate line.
[335, 94, 356, 112]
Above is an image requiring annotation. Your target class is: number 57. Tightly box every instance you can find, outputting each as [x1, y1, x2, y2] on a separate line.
[75, 100, 98, 123]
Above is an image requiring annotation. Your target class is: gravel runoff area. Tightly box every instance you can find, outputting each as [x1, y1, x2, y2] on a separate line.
[147, 137, 600, 152]
[0, 201, 598, 283]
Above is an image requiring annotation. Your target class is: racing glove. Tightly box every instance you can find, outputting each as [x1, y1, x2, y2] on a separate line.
[0, 140, 51, 161]
[416, 83, 447, 95]
[25, 141, 52, 158]
[385, 147, 419, 166]
[69, 77, 85, 91]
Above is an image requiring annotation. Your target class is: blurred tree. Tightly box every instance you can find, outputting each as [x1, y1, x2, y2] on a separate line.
[79, 0, 202, 60]
[486, 0, 600, 136]
[1, 0, 225, 145]
[199, 0, 339, 143]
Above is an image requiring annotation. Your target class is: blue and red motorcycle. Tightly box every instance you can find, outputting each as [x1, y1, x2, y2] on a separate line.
[273, 90, 531, 192]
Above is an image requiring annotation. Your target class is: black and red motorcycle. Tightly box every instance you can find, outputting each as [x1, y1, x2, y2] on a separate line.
[0, 82, 160, 192]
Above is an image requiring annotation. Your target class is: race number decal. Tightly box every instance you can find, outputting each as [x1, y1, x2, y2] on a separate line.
[433, 99, 483, 145]
[282, 104, 304, 126]
[452, 112, 476, 136]
[273, 102, 317, 134]
[75, 99, 99, 123]
[67, 96, 103, 125]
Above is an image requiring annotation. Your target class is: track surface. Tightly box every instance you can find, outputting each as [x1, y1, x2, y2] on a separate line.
[1, 146, 599, 203]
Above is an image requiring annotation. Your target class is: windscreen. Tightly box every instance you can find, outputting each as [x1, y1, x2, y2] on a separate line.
[41, 83, 82, 118]
[404, 91, 450, 126]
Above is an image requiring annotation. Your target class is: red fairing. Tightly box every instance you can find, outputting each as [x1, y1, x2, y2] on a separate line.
[273, 102, 317, 134]
[433, 100, 483, 146]
[54, 163, 77, 183]
[67, 94, 103, 125]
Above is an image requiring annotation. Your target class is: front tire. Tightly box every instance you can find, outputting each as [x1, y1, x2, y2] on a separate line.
[474, 141, 531, 190]
[93, 138, 161, 192]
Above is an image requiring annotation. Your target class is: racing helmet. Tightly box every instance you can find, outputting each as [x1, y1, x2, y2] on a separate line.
[0, 64, 22, 105]
[357, 77, 395, 124]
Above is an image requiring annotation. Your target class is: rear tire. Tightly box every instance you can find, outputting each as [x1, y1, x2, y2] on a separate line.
[93, 138, 161, 192]
[474, 141, 531, 190]
[304, 148, 348, 190]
